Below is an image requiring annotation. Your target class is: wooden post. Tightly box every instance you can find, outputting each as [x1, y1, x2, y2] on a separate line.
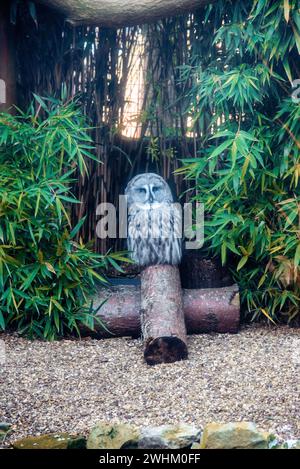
[0, 1, 16, 113]
[140, 265, 188, 366]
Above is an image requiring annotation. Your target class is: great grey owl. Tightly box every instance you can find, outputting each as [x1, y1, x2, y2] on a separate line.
[125, 173, 182, 267]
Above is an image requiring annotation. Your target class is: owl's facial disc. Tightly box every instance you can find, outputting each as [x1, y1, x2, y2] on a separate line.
[133, 185, 148, 203]
[125, 173, 174, 206]
[150, 183, 165, 203]
[136, 187, 146, 195]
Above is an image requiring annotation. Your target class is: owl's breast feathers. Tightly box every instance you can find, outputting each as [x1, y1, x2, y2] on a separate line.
[127, 202, 182, 267]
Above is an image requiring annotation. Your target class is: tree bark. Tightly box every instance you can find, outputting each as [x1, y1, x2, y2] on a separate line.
[140, 265, 187, 365]
[37, 0, 217, 27]
[86, 283, 240, 337]
[180, 250, 233, 289]
[0, 2, 16, 112]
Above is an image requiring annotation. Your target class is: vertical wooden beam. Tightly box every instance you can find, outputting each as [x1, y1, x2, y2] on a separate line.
[0, 1, 16, 112]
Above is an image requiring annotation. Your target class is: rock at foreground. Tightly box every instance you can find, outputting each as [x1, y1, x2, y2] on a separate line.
[13, 433, 86, 449]
[138, 424, 201, 449]
[87, 423, 140, 449]
[200, 422, 270, 449]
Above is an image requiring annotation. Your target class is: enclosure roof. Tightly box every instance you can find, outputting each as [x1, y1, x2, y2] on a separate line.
[36, 0, 216, 27]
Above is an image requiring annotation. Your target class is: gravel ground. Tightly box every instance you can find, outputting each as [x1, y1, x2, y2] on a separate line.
[0, 324, 300, 447]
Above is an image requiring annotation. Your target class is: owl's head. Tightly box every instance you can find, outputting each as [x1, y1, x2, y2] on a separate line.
[125, 173, 173, 206]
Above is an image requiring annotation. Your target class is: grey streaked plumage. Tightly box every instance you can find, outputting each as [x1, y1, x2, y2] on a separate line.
[125, 173, 182, 267]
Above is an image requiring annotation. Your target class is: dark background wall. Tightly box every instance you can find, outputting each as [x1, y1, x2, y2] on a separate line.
[4, 2, 220, 253]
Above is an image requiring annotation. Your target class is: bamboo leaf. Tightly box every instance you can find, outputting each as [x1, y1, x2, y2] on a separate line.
[284, 0, 290, 23]
[294, 243, 300, 267]
[260, 308, 276, 324]
[51, 298, 65, 312]
[237, 256, 249, 271]
[208, 140, 234, 159]
[70, 216, 86, 239]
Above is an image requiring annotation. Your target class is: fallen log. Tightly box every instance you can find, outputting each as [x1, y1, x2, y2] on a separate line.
[140, 265, 188, 365]
[85, 283, 240, 338]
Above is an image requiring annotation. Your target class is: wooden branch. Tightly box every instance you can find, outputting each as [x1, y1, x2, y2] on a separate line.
[140, 265, 188, 365]
[85, 283, 240, 338]
[36, 0, 217, 27]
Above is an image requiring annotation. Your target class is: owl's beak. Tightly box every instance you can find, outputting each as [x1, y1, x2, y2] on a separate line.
[149, 193, 154, 203]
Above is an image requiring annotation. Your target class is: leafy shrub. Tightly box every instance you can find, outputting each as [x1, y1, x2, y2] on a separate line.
[0, 97, 127, 339]
[178, 0, 300, 322]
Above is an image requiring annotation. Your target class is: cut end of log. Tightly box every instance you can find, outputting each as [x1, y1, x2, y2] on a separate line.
[144, 336, 188, 366]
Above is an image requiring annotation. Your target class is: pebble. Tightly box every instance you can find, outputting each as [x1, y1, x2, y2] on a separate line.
[0, 325, 299, 447]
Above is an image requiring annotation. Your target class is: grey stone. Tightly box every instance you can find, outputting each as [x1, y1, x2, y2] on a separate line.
[0, 422, 11, 432]
[200, 422, 270, 449]
[138, 424, 201, 449]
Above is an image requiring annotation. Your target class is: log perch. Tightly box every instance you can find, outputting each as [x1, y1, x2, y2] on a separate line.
[86, 283, 240, 338]
[140, 265, 188, 366]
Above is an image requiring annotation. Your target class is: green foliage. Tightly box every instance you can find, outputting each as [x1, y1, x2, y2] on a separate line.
[0, 97, 128, 339]
[178, 0, 300, 322]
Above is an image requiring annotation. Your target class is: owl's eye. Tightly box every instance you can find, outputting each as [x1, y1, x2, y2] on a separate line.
[136, 187, 146, 194]
[152, 186, 161, 192]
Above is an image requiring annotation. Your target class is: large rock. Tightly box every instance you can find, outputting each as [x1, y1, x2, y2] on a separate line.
[87, 423, 140, 449]
[289, 440, 300, 449]
[12, 433, 86, 449]
[138, 424, 201, 449]
[281, 440, 300, 449]
[200, 422, 270, 449]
